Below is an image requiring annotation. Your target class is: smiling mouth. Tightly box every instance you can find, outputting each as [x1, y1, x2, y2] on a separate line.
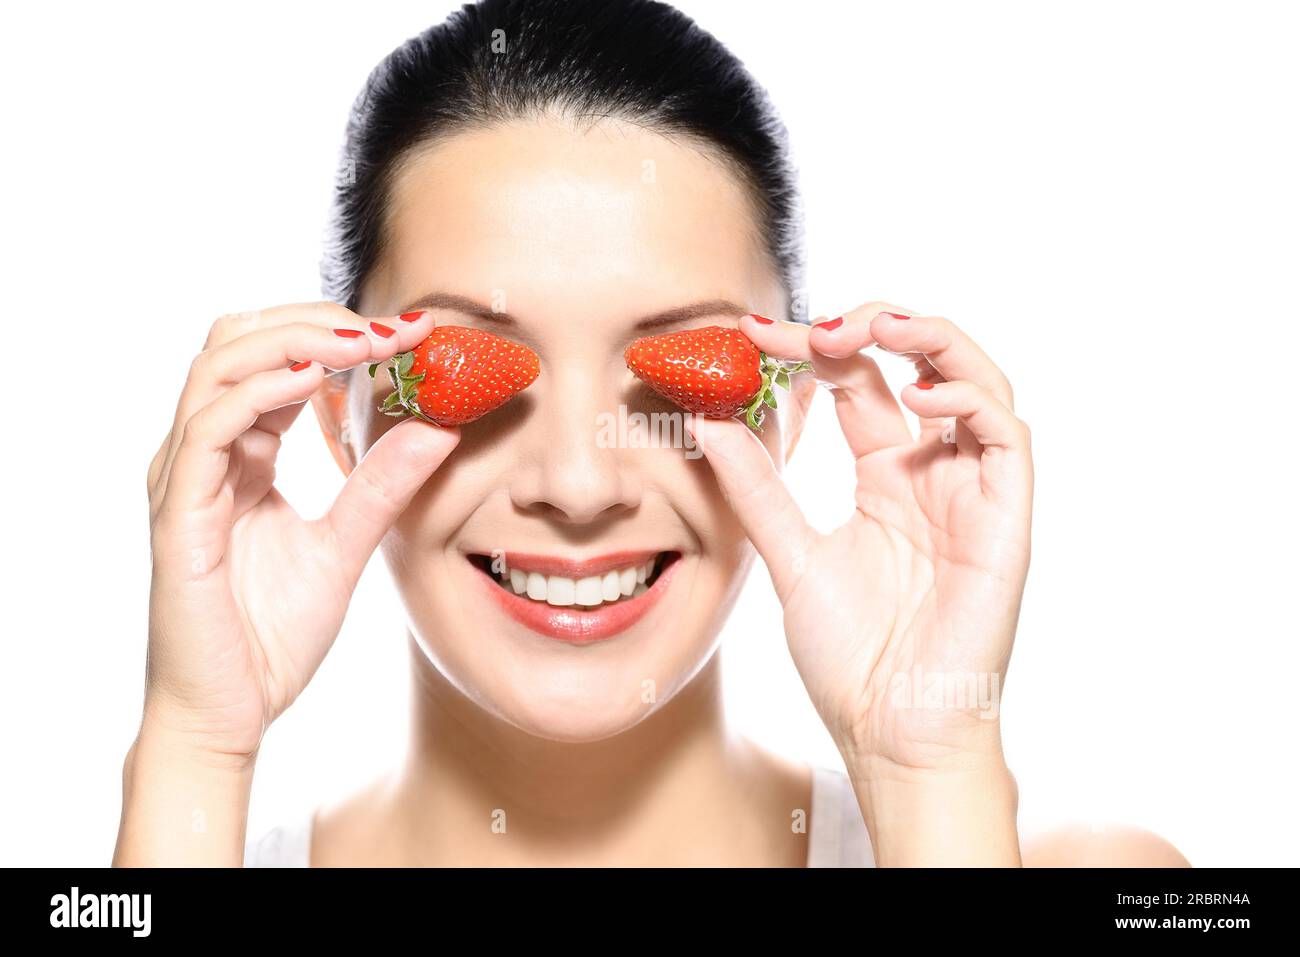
[467, 551, 677, 608]
[465, 550, 682, 643]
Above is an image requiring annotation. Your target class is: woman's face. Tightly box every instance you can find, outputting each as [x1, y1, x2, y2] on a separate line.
[328, 116, 790, 742]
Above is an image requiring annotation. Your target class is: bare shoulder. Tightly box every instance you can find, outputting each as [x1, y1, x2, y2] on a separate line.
[1022, 822, 1191, 867]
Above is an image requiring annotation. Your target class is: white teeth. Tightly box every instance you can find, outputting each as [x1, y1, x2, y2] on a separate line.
[498, 555, 666, 607]
[546, 575, 576, 606]
[575, 576, 604, 606]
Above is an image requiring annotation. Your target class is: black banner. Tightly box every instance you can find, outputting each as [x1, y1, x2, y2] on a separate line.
[3, 866, 1286, 943]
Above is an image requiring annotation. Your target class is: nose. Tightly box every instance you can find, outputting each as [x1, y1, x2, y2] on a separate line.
[507, 363, 641, 525]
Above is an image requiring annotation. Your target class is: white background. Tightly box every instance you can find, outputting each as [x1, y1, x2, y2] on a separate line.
[2, 0, 1296, 866]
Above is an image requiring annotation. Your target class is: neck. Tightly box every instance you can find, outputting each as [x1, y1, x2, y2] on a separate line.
[383, 633, 802, 865]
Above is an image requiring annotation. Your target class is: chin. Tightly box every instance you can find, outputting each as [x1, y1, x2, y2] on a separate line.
[491, 690, 669, 743]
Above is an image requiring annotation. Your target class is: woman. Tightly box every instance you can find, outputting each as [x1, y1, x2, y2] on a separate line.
[114, 0, 1186, 866]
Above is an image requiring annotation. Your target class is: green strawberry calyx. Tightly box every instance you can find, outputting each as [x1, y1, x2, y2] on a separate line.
[368, 351, 440, 426]
[742, 353, 813, 431]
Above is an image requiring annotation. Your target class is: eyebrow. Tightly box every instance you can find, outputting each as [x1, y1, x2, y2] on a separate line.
[395, 291, 750, 331]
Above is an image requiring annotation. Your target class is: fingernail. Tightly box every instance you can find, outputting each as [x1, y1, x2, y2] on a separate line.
[813, 317, 844, 331]
[882, 312, 911, 320]
[399, 311, 425, 322]
[370, 321, 395, 338]
[289, 360, 312, 372]
[749, 314, 774, 325]
[915, 380, 934, 390]
[333, 328, 365, 338]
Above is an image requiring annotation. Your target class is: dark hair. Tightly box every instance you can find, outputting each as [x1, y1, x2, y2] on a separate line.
[321, 0, 804, 319]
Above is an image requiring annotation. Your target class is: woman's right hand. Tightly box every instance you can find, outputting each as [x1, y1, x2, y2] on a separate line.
[141, 302, 457, 764]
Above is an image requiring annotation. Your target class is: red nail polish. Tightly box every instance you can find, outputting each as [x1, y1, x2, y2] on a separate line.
[399, 311, 424, 322]
[333, 328, 365, 338]
[914, 380, 934, 390]
[289, 360, 312, 372]
[750, 314, 774, 325]
[813, 317, 844, 331]
[370, 321, 395, 338]
[882, 312, 910, 320]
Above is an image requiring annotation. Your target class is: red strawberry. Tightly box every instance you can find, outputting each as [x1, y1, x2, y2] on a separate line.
[369, 325, 540, 426]
[623, 325, 809, 430]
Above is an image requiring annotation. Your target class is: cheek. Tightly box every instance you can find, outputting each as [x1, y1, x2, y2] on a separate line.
[664, 453, 748, 596]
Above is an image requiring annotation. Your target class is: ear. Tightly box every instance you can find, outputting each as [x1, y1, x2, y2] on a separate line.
[309, 371, 358, 477]
[782, 372, 817, 463]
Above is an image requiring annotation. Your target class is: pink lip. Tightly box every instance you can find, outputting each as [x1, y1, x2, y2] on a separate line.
[487, 550, 663, 578]
[474, 555, 680, 643]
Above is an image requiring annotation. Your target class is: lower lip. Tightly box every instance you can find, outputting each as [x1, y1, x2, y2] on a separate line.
[476, 558, 679, 643]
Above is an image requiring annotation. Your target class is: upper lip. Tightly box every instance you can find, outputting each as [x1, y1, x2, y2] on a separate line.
[471, 549, 671, 578]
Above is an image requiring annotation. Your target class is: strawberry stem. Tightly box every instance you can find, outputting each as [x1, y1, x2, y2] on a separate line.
[373, 350, 434, 422]
[743, 352, 812, 431]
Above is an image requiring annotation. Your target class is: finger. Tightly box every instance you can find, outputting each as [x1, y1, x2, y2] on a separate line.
[323, 418, 460, 580]
[244, 397, 312, 441]
[738, 313, 911, 457]
[171, 314, 416, 466]
[737, 312, 816, 358]
[804, 301, 885, 358]
[870, 310, 1015, 410]
[229, 428, 282, 521]
[155, 308, 436, 503]
[197, 312, 434, 396]
[172, 307, 433, 451]
[685, 414, 817, 602]
[899, 380, 1032, 503]
[201, 301, 428, 350]
[161, 362, 328, 515]
[807, 305, 915, 453]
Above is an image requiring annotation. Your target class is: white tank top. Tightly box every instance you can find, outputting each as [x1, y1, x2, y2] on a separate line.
[244, 763, 873, 867]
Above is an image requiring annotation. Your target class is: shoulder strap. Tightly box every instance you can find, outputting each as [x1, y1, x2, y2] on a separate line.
[243, 808, 314, 867]
[806, 764, 875, 867]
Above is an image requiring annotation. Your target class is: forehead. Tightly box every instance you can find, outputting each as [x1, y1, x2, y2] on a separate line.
[366, 116, 776, 320]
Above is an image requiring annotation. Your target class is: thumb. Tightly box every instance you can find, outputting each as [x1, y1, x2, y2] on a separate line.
[686, 414, 816, 602]
[325, 417, 460, 580]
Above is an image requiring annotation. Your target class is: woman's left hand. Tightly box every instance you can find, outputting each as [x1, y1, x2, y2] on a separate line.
[687, 304, 1033, 863]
